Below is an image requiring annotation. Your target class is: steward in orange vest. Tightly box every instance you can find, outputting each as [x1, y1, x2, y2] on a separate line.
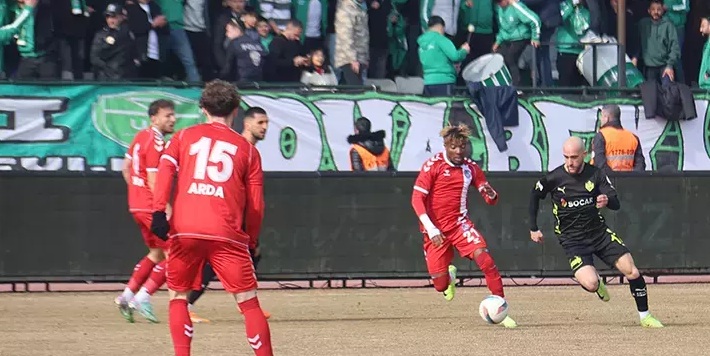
[590, 105, 646, 174]
[347, 117, 395, 171]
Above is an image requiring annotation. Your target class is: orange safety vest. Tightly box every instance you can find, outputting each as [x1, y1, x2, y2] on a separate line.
[590, 126, 638, 171]
[351, 145, 390, 171]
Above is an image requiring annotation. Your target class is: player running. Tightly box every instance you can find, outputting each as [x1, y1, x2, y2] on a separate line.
[114, 99, 176, 323]
[187, 106, 271, 323]
[411, 124, 517, 328]
[151, 80, 272, 356]
[528, 136, 664, 328]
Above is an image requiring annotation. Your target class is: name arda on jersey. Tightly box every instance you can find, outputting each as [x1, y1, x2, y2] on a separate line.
[187, 182, 225, 198]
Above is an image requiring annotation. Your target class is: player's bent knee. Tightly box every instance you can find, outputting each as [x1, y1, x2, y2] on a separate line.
[575, 266, 599, 292]
[169, 289, 188, 300]
[234, 289, 258, 304]
[147, 248, 166, 263]
[472, 248, 487, 259]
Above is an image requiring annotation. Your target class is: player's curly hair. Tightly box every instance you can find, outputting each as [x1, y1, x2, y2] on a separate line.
[440, 123, 471, 145]
[199, 80, 241, 118]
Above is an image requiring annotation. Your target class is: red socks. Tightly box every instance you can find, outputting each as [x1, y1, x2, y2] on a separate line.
[143, 261, 166, 295]
[432, 274, 450, 292]
[169, 299, 193, 356]
[239, 298, 273, 356]
[127, 257, 156, 293]
[474, 251, 505, 298]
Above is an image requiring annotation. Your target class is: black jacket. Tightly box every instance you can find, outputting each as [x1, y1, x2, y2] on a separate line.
[220, 35, 265, 83]
[520, 0, 562, 29]
[29, 0, 57, 56]
[90, 25, 138, 80]
[347, 130, 395, 171]
[466, 82, 519, 152]
[640, 80, 696, 121]
[213, 10, 241, 70]
[591, 122, 646, 175]
[266, 35, 306, 82]
[367, 0, 392, 50]
[125, 1, 170, 63]
[52, 0, 89, 38]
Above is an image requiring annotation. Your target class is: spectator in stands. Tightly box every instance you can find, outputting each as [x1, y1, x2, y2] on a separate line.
[90, 3, 138, 80]
[220, 19, 265, 82]
[15, 0, 58, 80]
[53, 0, 90, 80]
[521, 0, 561, 87]
[0, 0, 36, 79]
[335, 0, 369, 85]
[125, 0, 170, 79]
[591, 104, 646, 174]
[257, 15, 274, 53]
[301, 47, 338, 85]
[155, 0, 201, 82]
[241, 10, 260, 41]
[260, 0, 292, 34]
[367, 0, 392, 79]
[266, 19, 309, 82]
[325, 0, 337, 70]
[418, 16, 469, 96]
[638, 0, 679, 82]
[347, 117, 395, 171]
[663, 0, 690, 83]
[421, 0, 461, 39]
[492, 0, 541, 86]
[293, 0, 328, 53]
[699, 17, 710, 89]
[458, 0, 495, 63]
[184, 0, 217, 81]
[213, 0, 246, 71]
[387, 7, 407, 76]
[556, 0, 590, 87]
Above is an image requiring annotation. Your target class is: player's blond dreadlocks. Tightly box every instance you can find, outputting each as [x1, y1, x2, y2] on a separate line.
[440, 123, 471, 146]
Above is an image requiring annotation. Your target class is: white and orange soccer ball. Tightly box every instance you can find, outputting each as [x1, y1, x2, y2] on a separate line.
[478, 295, 509, 324]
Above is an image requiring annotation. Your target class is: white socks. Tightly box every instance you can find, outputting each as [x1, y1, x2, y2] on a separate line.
[121, 288, 135, 302]
[133, 287, 151, 304]
[638, 311, 650, 320]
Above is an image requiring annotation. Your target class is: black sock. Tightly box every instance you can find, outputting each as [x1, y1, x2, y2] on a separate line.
[187, 264, 217, 305]
[628, 276, 649, 312]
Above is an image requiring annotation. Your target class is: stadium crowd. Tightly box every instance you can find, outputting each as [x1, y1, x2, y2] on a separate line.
[0, 0, 707, 88]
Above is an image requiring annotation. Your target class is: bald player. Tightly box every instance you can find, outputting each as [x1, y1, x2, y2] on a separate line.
[528, 137, 664, 328]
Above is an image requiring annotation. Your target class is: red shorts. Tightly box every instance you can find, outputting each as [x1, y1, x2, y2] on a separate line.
[167, 237, 257, 294]
[132, 212, 169, 249]
[423, 220, 488, 275]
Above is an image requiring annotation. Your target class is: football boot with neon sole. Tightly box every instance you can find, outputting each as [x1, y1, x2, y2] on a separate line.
[443, 265, 457, 301]
[190, 311, 211, 323]
[595, 277, 611, 302]
[500, 315, 518, 329]
[640, 314, 664, 328]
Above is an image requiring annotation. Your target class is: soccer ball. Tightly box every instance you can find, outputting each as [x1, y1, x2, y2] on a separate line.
[478, 295, 508, 324]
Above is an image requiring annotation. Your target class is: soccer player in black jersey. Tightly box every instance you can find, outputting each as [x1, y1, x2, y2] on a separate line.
[529, 137, 664, 328]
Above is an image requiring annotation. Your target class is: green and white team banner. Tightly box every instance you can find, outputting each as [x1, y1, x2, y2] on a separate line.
[0, 84, 709, 173]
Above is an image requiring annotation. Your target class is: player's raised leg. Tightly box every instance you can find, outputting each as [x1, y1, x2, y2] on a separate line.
[424, 238, 457, 301]
[573, 263, 610, 302]
[614, 253, 664, 328]
[209, 240, 272, 355]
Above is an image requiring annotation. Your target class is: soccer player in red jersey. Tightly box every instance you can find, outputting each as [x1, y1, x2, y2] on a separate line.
[150, 80, 272, 356]
[115, 99, 176, 324]
[411, 124, 517, 328]
[187, 106, 271, 324]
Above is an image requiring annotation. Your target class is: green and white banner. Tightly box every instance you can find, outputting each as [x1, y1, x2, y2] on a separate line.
[0, 84, 708, 173]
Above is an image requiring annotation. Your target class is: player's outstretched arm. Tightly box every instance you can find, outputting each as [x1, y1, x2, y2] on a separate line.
[244, 146, 265, 249]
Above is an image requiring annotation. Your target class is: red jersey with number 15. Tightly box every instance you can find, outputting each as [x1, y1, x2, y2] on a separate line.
[125, 127, 165, 212]
[152, 122, 265, 248]
[411, 152, 498, 234]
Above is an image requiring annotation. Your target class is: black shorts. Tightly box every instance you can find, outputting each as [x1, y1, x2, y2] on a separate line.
[560, 228, 630, 272]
